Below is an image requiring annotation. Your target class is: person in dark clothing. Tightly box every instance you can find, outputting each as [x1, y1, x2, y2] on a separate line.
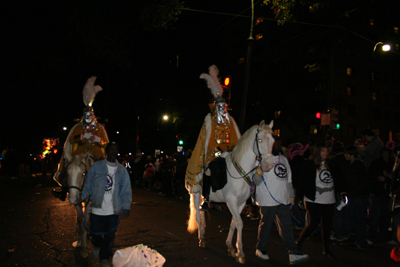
[296, 143, 346, 260]
[329, 142, 351, 241]
[344, 145, 371, 249]
[289, 143, 310, 228]
[161, 155, 175, 197]
[367, 147, 394, 241]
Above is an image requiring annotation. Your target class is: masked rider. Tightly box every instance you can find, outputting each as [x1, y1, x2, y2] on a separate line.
[52, 77, 109, 201]
[185, 65, 241, 211]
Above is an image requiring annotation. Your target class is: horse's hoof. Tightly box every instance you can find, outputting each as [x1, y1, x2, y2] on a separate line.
[235, 255, 246, 264]
[199, 240, 206, 248]
[228, 250, 236, 257]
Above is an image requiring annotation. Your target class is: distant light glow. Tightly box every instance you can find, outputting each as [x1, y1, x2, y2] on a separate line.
[129, 153, 132, 155]
[63, 127, 67, 131]
[116, 131, 119, 134]
[382, 44, 391, 51]
[163, 115, 169, 121]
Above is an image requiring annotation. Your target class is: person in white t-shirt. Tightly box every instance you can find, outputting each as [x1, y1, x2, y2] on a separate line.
[81, 142, 132, 267]
[254, 137, 309, 265]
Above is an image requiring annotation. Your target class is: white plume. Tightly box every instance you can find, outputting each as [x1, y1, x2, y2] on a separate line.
[82, 76, 103, 106]
[200, 65, 223, 98]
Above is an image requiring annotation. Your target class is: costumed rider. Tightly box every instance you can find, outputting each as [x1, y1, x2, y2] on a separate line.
[185, 65, 241, 211]
[52, 76, 109, 201]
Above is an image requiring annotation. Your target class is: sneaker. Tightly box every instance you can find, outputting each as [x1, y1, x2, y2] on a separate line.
[92, 246, 100, 260]
[289, 253, 309, 265]
[255, 249, 269, 260]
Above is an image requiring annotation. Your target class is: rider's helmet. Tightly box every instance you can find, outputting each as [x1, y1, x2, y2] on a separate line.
[200, 65, 230, 125]
[82, 76, 102, 128]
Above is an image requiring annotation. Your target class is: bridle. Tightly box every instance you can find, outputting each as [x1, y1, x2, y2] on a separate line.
[254, 127, 274, 164]
[68, 154, 94, 192]
[228, 126, 274, 180]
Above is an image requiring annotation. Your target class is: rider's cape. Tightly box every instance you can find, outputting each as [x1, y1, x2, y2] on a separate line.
[185, 113, 240, 187]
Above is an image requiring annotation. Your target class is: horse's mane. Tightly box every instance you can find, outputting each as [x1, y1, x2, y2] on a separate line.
[231, 125, 258, 164]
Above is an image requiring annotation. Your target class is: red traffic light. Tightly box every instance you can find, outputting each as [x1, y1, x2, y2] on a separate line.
[224, 77, 230, 87]
[175, 135, 179, 138]
[316, 112, 321, 119]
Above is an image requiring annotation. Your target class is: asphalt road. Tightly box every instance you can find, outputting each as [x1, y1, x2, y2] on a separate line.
[0, 173, 397, 267]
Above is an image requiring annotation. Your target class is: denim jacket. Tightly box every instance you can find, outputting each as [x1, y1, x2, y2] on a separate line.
[82, 159, 132, 214]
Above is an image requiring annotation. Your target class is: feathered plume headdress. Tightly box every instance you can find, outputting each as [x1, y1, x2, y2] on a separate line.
[200, 65, 224, 100]
[82, 76, 103, 107]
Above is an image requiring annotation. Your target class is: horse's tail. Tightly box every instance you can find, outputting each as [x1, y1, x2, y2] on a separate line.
[187, 193, 198, 233]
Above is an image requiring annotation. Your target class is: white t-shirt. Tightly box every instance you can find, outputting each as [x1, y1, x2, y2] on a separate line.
[92, 161, 116, 215]
[305, 161, 335, 204]
[255, 155, 294, 207]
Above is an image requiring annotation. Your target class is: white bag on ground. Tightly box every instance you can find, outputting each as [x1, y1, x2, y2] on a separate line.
[112, 244, 166, 267]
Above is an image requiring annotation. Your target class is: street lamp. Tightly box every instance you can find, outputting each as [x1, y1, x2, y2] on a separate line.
[369, 42, 391, 127]
[162, 115, 169, 121]
[373, 42, 391, 53]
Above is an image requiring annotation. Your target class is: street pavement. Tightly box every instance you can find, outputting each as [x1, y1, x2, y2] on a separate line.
[0, 173, 398, 267]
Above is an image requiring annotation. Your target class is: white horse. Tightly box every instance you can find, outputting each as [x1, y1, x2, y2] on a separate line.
[187, 120, 275, 264]
[64, 151, 96, 258]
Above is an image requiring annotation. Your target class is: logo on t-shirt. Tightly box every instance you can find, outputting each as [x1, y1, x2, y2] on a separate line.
[274, 163, 287, 180]
[319, 169, 332, 184]
[105, 173, 113, 193]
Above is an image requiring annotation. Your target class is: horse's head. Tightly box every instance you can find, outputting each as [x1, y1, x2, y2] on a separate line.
[254, 120, 275, 172]
[65, 152, 91, 205]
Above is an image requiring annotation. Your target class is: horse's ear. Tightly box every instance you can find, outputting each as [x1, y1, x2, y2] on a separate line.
[259, 120, 265, 129]
[269, 120, 274, 129]
[64, 150, 72, 163]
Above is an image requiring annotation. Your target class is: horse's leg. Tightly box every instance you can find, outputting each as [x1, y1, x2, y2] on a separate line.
[80, 201, 90, 258]
[226, 200, 247, 264]
[73, 204, 83, 247]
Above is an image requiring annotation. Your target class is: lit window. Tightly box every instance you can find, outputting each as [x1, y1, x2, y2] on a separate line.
[372, 92, 377, 101]
[395, 27, 399, 34]
[274, 129, 280, 136]
[347, 86, 352, 95]
[370, 18, 374, 26]
[255, 33, 263, 40]
[347, 67, 352, 75]
[237, 57, 245, 64]
[310, 125, 318, 134]
[255, 17, 264, 25]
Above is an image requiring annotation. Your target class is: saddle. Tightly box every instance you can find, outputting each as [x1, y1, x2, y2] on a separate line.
[207, 157, 227, 192]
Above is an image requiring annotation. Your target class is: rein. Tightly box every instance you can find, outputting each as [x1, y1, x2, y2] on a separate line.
[68, 154, 94, 192]
[79, 206, 128, 235]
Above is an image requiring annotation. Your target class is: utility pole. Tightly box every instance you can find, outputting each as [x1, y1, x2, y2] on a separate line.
[239, 0, 254, 133]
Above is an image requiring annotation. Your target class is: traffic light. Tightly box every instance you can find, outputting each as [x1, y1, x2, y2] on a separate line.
[333, 123, 340, 130]
[316, 112, 321, 119]
[179, 140, 184, 145]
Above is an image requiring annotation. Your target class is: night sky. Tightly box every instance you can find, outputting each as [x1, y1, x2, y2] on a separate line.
[1, 1, 261, 155]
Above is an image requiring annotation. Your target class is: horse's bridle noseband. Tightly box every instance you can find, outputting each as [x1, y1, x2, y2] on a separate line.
[68, 157, 92, 192]
[254, 128, 273, 164]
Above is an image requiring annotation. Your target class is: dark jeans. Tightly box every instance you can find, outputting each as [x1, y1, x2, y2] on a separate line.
[367, 195, 391, 240]
[90, 214, 119, 261]
[349, 197, 369, 247]
[257, 205, 301, 254]
[332, 194, 351, 239]
[293, 198, 306, 228]
[297, 202, 334, 253]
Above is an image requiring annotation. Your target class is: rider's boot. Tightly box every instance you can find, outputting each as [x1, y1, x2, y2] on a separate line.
[52, 186, 68, 201]
[200, 174, 211, 211]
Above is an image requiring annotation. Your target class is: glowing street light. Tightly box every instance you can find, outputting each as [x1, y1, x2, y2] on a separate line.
[63, 127, 67, 131]
[163, 115, 169, 121]
[373, 42, 391, 53]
